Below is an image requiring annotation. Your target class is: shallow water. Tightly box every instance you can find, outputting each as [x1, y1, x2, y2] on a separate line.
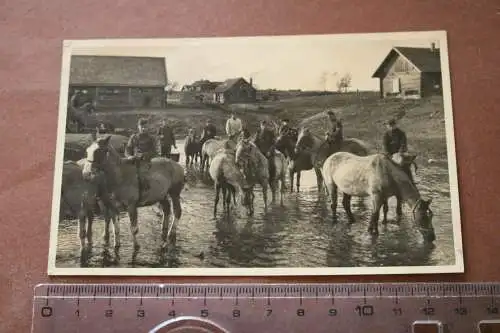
[55, 140, 457, 269]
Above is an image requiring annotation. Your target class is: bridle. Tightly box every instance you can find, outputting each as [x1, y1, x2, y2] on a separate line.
[412, 199, 434, 232]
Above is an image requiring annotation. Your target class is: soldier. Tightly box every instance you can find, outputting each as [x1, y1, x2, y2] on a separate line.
[200, 120, 217, 146]
[324, 109, 344, 150]
[125, 118, 157, 192]
[383, 118, 408, 156]
[156, 118, 177, 158]
[225, 110, 243, 141]
[278, 118, 292, 135]
[254, 120, 277, 181]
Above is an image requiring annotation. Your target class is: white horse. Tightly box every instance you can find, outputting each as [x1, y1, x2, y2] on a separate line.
[322, 151, 435, 242]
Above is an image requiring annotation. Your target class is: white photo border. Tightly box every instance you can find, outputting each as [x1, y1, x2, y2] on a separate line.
[47, 30, 464, 276]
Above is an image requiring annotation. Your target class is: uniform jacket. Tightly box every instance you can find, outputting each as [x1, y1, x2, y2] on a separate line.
[383, 127, 408, 155]
[157, 125, 176, 147]
[254, 127, 276, 155]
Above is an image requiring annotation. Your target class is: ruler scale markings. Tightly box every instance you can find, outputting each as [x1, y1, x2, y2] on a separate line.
[32, 283, 500, 333]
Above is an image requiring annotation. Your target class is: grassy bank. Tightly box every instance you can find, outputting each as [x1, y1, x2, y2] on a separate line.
[92, 93, 449, 162]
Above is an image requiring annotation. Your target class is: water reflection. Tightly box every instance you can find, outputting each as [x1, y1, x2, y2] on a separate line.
[55, 140, 455, 269]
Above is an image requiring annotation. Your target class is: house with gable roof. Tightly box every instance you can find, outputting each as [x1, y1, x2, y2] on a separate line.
[69, 55, 167, 108]
[372, 44, 443, 99]
[213, 77, 257, 104]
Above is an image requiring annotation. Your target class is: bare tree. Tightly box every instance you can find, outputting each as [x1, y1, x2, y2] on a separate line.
[336, 73, 352, 93]
[319, 71, 328, 91]
[166, 80, 179, 93]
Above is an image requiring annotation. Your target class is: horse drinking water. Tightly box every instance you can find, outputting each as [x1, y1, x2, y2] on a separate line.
[322, 151, 435, 243]
[209, 142, 253, 217]
[234, 138, 270, 214]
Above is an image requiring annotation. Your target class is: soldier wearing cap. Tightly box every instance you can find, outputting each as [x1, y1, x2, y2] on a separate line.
[156, 118, 177, 158]
[383, 118, 408, 156]
[254, 120, 277, 179]
[125, 118, 157, 191]
[200, 119, 217, 146]
[324, 109, 344, 148]
[278, 118, 291, 135]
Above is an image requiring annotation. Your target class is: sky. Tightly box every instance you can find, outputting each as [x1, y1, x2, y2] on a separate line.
[68, 31, 446, 91]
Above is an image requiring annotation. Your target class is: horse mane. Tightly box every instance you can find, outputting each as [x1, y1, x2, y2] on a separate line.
[378, 154, 420, 197]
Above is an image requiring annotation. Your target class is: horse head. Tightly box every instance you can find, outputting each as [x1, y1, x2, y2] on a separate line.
[412, 198, 436, 243]
[275, 130, 298, 158]
[294, 127, 313, 154]
[235, 139, 254, 168]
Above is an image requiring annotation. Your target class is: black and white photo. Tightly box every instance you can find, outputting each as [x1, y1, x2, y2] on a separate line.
[48, 31, 463, 275]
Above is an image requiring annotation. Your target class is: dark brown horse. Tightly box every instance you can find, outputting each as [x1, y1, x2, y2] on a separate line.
[184, 128, 202, 166]
[294, 128, 370, 192]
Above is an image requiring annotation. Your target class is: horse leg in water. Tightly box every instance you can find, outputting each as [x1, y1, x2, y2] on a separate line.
[214, 182, 221, 217]
[222, 185, 229, 213]
[159, 199, 173, 248]
[289, 169, 295, 192]
[324, 179, 338, 222]
[382, 199, 389, 225]
[167, 183, 183, 242]
[368, 194, 384, 236]
[342, 193, 355, 224]
[296, 171, 301, 192]
[395, 195, 403, 223]
[103, 205, 120, 249]
[78, 205, 92, 249]
[262, 181, 269, 212]
[279, 172, 286, 206]
[127, 205, 140, 250]
[314, 167, 323, 193]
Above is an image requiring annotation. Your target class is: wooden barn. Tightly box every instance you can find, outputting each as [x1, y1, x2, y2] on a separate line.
[213, 78, 257, 104]
[372, 44, 442, 99]
[69, 55, 167, 109]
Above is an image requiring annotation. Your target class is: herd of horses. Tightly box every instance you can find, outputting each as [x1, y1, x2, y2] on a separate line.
[59, 120, 437, 257]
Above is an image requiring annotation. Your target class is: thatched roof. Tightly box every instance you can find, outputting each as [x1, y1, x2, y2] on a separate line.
[69, 55, 167, 87]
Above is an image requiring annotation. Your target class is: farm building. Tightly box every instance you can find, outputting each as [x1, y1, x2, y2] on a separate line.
[213, 78, 257, 104]
[180, 79, 222, 103]
[69, 55, 167, 109]
[372, 44, 442, 99]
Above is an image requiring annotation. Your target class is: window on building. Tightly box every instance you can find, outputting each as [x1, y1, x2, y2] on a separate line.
[392, 78, 400, 93]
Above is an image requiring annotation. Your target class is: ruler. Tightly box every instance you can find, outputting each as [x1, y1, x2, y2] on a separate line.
[32, 283, 500, 333]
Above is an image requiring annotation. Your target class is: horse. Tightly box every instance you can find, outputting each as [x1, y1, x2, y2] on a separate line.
[209, 144, 253, 217]
[66, 103, 97, 133]
[184, 129, 202, 166]
[322, 151, 435, 243]
[274, 128, 317, 193]
[235, 139, 270, 214]
[200, 138, 236, 173]
[294, 127, 370, 192]
[60, 160, 121, 250]
[84, 136, 186, 250]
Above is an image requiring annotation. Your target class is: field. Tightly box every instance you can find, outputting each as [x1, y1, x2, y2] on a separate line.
[93, 92, 449, 163]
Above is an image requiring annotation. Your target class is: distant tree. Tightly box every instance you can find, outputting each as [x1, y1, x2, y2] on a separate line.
[166, 80, 179, 93]
[336, 73, 352, 93]
[319, 71, 328, 91]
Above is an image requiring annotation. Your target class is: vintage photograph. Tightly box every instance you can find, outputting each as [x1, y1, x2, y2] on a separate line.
[48, 31, 463, 275]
